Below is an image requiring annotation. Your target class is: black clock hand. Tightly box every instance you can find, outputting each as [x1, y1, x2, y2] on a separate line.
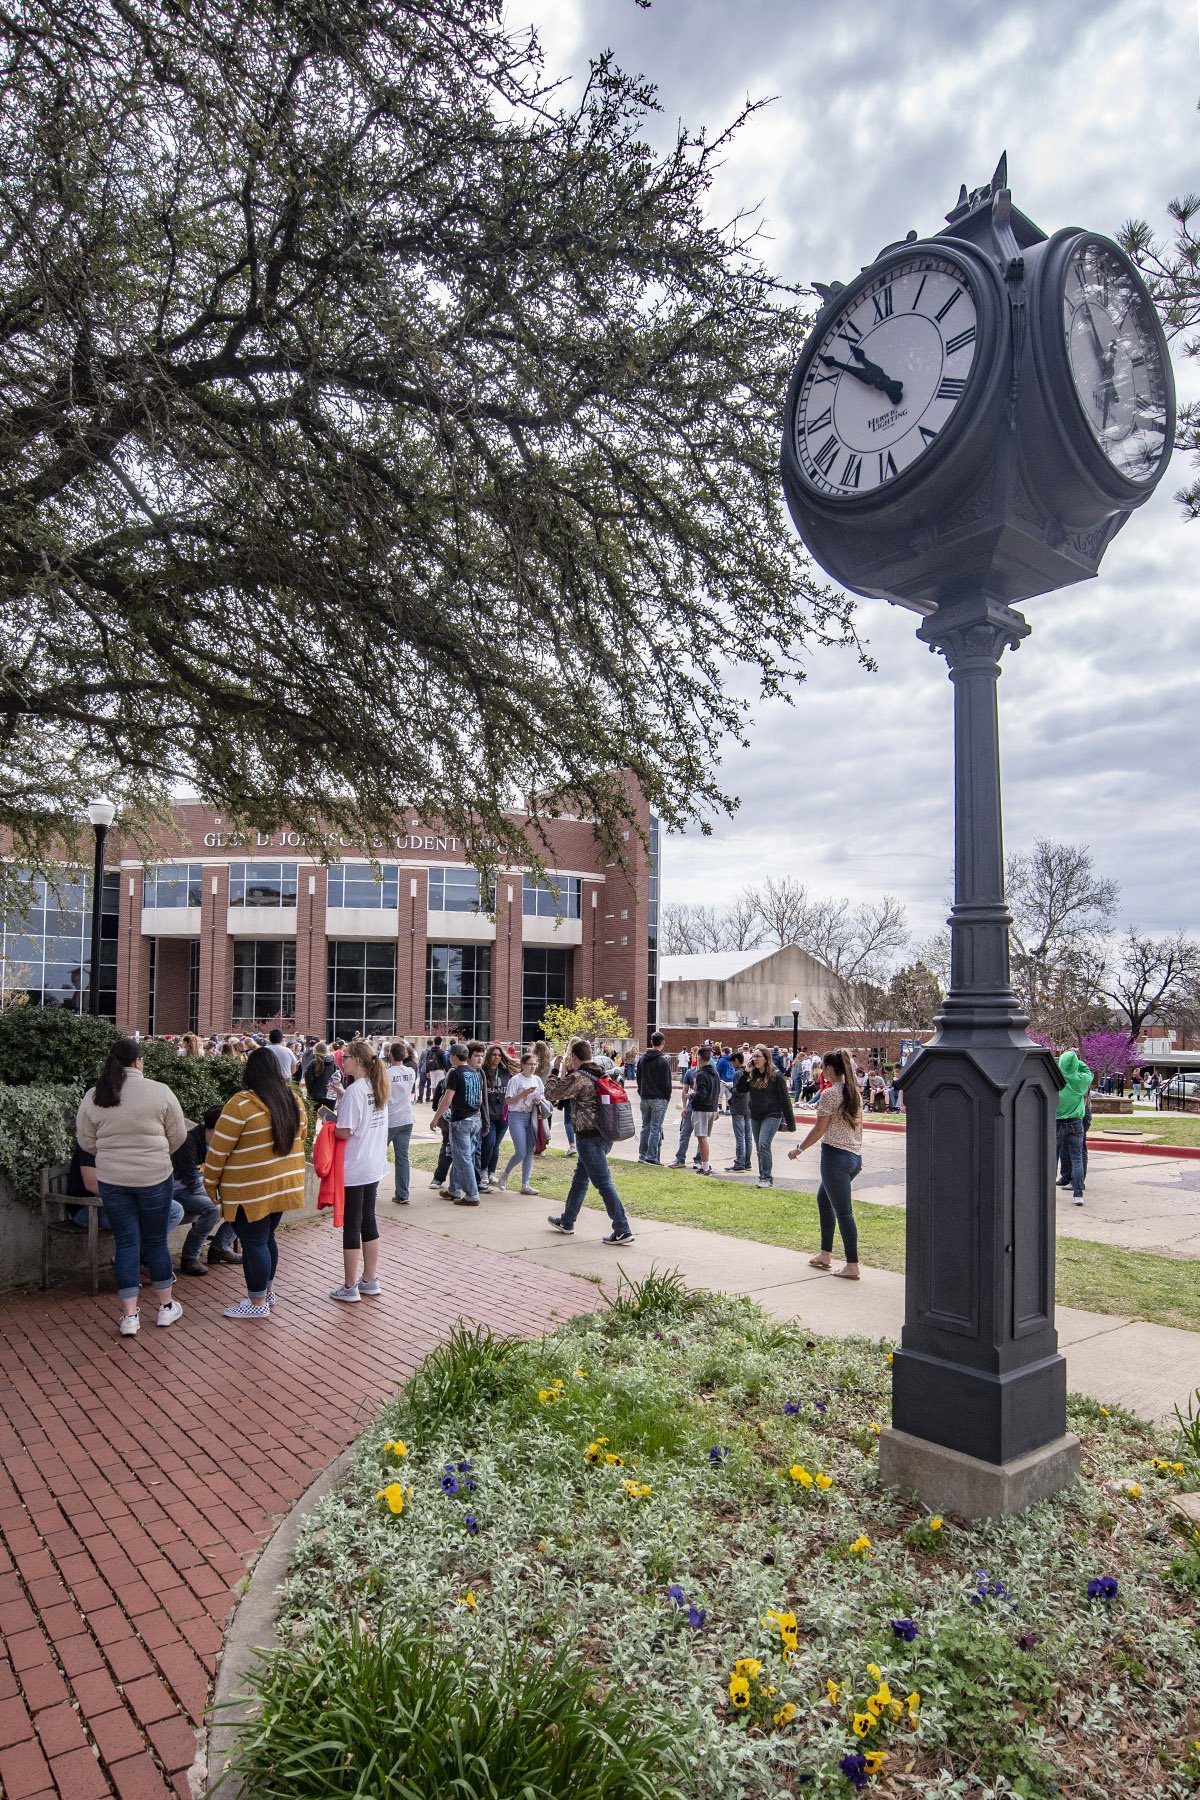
[818, 354, 904, 408]
[849, 343, 904, 406]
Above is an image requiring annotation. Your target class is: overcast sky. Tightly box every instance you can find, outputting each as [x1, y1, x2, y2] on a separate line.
[508, 0, 1199, 946]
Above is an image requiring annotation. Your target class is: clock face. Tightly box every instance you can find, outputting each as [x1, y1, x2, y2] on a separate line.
[791, 253, 980, 498]
[1062, 241, 1170, 482]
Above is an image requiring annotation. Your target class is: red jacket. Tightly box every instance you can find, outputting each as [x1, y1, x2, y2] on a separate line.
[313, 1118, 346, 1227]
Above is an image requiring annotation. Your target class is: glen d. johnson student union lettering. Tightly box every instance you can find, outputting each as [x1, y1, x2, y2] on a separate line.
[0, 800, 660, 1045]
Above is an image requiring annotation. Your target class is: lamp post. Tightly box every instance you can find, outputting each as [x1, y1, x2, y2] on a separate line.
[790, 996, 801, 1062]
[86, 799, 115, 1017]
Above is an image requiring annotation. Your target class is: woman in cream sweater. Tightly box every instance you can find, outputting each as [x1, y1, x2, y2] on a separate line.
[203, 1047, 307, 1320]
[76, 1040, 189, 1338]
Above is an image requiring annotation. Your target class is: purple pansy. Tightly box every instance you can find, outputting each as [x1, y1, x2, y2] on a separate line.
[667, 1584, 686, 1607]
[686, 1604, 707, 1630]
[889, 1618, 919, 1642]
[709, 1446, 728, 1464]
[1087, 1575, 1119, 1602]
[439, 1473, 460, 1495]
[464, 1514, 479, 1535]
[839, 1751, 868, 1790]
[784, 1401, 801, 1416]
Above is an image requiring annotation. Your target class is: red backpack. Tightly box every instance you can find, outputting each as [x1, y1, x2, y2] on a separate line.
[595, 1074, 636, 1143]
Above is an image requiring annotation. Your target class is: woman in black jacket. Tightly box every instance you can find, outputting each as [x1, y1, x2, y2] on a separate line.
[735, 1045, 795, 1188]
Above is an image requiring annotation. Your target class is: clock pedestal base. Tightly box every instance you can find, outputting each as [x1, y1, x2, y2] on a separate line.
[879, 1427, 1081, 1521]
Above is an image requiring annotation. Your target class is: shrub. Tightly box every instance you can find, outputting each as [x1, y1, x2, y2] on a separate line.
[228, 1616, 684, 1800]
[394, 1324, 520, 1438]
[0, 1084, 83, 1204]
[0, 1006, 121, 1088]
[139, 1046, 250, 1122]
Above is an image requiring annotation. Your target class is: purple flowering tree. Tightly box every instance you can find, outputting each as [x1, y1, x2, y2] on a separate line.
[1079, 1029, 1137, 1081]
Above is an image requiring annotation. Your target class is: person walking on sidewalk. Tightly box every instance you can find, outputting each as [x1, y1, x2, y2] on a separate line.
[386, 1039, 417, 1206]
[77, 1039, 189, 1338]
[204, 1048, 307, 1320]
[725, 1050, 753, 1171]
[330, 1040, 391, 1300]
[689, 1045, 722, 1175]
[1055, 1048, 1093, 1205]
[736, 1045, 794, 1188]
[497, 1052, 544, 1193]
[635, 1030, 672, 1163]
[788, 1048, 863, 1279]
[430, 1041, 489, 1207]
[544, 1039, 634, 1244]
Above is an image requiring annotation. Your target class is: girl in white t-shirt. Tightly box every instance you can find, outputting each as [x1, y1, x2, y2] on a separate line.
[330, 1040, 390, 1303]
[497, 1053, 545, 1194]
[385, 1041, 417, 1206]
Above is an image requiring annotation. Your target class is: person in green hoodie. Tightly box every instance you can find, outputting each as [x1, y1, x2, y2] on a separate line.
[1055, 1049, 1093, 1205]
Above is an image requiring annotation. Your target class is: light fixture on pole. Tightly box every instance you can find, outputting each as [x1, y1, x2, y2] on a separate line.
[790, 996, 802, 1061]
[86, 799, 116, 1017]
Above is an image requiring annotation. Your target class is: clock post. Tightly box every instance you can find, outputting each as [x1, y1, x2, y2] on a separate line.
[780, 157, 1175, 1517]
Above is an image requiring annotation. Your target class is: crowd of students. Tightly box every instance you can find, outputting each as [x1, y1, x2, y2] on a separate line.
[74, 1028, 636, 1339]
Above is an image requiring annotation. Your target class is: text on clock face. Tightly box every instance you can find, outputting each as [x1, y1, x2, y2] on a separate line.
[794, 254, 979, 496]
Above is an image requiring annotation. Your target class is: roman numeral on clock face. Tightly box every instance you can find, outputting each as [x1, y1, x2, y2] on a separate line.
[878, 449, 898, 483]
[945, 325, 976, 356]
[936, 377, 966, 400]
[835, 317, 863, 349]
[839, 452, 862, 488]
[935, 289, 961, 322]
[814, 434, 839, 476]
[871, 285, 894, 322]
[806, 407, 833, 435]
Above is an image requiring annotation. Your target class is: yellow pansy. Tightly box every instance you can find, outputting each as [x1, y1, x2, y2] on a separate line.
[376, 1481, 408, 1515]
[885, 1351, 894, 1364]
[929, 1516, 943, 1531]
[574, 1368, 589, 1379]
[789, 1464, 813, 1487]
[866, 1664, 882, 1682]
[773, 1702, 796, 1727]
[863, 1750, 889, 1775]
[1126, 1482, 1141, 1498]
[728, 1675, 751, 1709]
[888, 1699, 903, 1722]
[826, 1678, 842, 1705]
[849, 1535, 872, 1554]
[869, 1420, 881, 1435]
[537, 1389, 558, 1405]
[621, 1479, 651, 1500]
[874, 1681, 892, 1706]
[604, 1452, 625, 1466]
[905, 1691, 921, 1717]
[866, 1695, 883, 1719]
[734, 1657, 764, 1678]
[852, 1712, 875, 1737]
[457, 1590, 477, 1609]
[815, 1471, 833, 1490]
[1173, 1462, 1186, 1474]
[383, 1439, 408, 1457]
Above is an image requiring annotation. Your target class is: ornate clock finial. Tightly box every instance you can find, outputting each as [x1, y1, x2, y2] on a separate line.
[810, 280, 845, 306]
[991, 151, 1008, 196]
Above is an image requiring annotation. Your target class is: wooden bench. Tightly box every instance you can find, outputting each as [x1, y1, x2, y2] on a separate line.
[41, 1162, 110, 1296]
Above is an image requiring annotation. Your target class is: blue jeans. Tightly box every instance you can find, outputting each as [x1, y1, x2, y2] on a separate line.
[638, 1096, 668, 1161]
[483, 1116, 508, 1177]
[501, 1112, 536, 1188]
[561, 1136, 630, 1235]
[752, 1115, 781, 1182]
[673, 1108, 695, 1164]
[100, 1175, 176, 1300]
[174, 1179, 222, 1261]
[730, 1111, 752, 1168]
[817, 1144, 862, 1262]
[1056, 1117, 1086, 1196]
[563, 1101, 576, 1149]
[450, 1115, 482, 1202]
[388, 1123, 412, 1202]
[234, 1208, 280, 1297]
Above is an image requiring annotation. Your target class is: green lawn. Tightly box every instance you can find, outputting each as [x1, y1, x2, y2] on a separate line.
[1087, 1112, 1200, 1147]
[409, 1145, 1200, 1335]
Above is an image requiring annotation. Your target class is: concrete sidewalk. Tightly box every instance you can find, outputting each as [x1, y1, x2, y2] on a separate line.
[393, 1153, 1200, 1427]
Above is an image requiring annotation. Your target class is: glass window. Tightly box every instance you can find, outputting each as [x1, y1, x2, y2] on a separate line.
[425, 944, 491, 1040]
[0, 868, 118, 1017]
[228, 862, 299, 907]
[427, 867, 494, 913]
[143, 863, 203, 908]
[522, 874, 582, 919]
[522, 947, 569, 1043]
[327, 942, 397, 1040]
[326, 862, 400, 910]
[232, 940, 297, 1026]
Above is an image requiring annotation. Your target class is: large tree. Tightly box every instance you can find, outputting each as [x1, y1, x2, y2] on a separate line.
[0, 0, 855, 875]
[1099, 928, 1200, 1038]
[1006, 839, 1118, 1036]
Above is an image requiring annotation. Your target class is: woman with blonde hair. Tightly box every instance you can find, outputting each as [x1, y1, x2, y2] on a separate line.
[179, 1032, 204, 1059]
[329, 1038, 390, 1302]
[789, 1048, 864, 1279]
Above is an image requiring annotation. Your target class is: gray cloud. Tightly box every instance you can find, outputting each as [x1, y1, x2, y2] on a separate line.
[508, 0, 1200, 941]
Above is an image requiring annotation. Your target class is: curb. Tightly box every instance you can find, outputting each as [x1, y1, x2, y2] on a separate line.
[188, 1444, 357, 1800]
[788, 1112, 1200, 1160]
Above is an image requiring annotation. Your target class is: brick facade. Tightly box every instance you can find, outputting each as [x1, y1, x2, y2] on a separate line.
[28, 802, 656, 1043]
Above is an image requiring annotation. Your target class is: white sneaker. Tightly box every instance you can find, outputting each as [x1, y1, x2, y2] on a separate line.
[118, 1312, 140, 1337]
[520, 1185, 539, 1196]
[756, 1178, 773, 1188]
[224, 1297, 271, 1319]
[156, 1300, 183, 1328]
[358, 1278, 381, 1297]
[494, 1177, 508, 1192]
[329, 1283, 361, 1303]
[1073, 1196, 1084, 1206]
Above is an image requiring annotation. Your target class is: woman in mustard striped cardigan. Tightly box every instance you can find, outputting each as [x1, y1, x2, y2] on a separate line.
[203, 1048, 307, 1320]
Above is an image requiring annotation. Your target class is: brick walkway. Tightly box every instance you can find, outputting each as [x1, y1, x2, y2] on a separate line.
[0, 1215, 599, 1800]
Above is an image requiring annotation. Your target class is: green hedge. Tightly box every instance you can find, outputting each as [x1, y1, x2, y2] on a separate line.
[0, 1007, 121, 1088]
[137, 1044, 247, 1120]
[0, 1084, 84, 1205]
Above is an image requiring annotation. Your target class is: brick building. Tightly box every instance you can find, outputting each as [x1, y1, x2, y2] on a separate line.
[0, 799, 660, 1044]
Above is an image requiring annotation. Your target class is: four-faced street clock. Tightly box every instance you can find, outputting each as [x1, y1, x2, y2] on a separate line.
[780, 158, 1175, 612]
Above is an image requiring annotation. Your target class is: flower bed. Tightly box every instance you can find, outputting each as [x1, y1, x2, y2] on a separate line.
[233, 1275, 1200, 1799]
